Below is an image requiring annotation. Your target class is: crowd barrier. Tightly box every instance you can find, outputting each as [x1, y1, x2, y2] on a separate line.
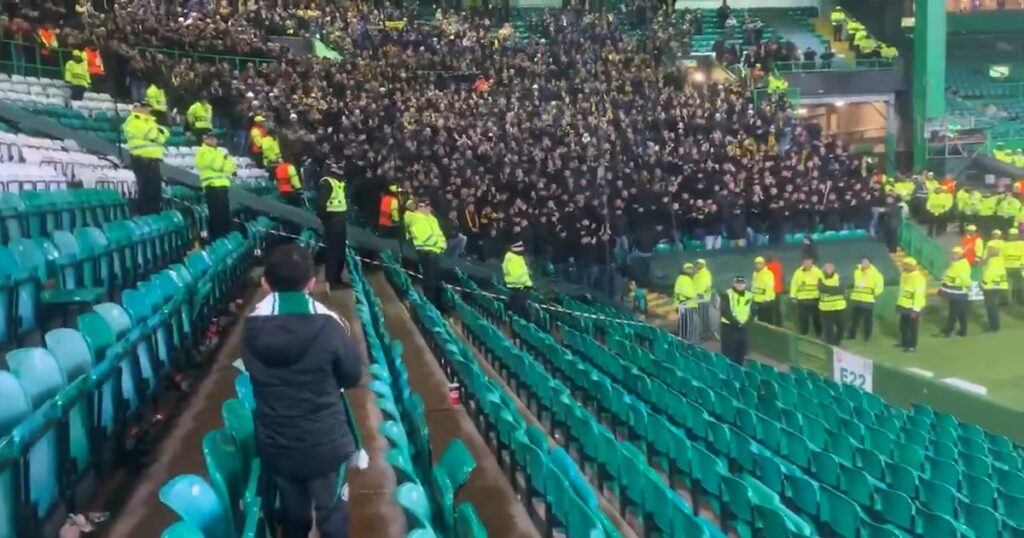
[748, 321, 1024, 443]
[677, 297, 719, 342]
[898, 218, 949, 278]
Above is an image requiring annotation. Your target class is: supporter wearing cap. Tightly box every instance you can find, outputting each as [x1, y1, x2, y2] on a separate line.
[720, 275, 752, 364]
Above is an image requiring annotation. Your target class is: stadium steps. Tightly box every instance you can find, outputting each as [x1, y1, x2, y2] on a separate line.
[889, 249, 941, 295]
[811, 17, 852, 58]
[367, 271, 538, 536]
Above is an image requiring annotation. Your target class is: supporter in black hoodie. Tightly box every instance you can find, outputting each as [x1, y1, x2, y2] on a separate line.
[242, 244, 362, 538]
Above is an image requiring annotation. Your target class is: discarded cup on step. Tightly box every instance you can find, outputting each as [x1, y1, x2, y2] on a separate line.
[448, 383, 461, 407]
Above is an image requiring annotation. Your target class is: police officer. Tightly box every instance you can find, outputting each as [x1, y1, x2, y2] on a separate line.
[503, 241, 533, 319]
[186, 94, 213, 144]
[818, 262, 847, 345]
[145, 82, 168, 126]
[896, 257, 926, 352]
[847, 257, 884, 341]
[789, 256, 824, 336]
[408, 200, 447, 311]
[63, 49, 90, 101]
[981, 245, 1008, 333]
[938, 246, 972, 337]
[1006, 228, 1024, 305]
[315, 161, 348, 288]
[829, 7, 846, 41]
[194, 132, 236, 241]
[751, 256, 778, 325]
[720, 276, 752, 365]
[122, 102, 168, 215]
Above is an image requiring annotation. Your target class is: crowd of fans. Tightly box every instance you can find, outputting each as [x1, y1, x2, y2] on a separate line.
[1, 0, 886, 293]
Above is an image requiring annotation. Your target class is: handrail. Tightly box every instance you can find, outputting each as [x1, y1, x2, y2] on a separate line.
[898, 218, 948, 278]
[774, 58, 899, 73]
[0, 39, 273, 80]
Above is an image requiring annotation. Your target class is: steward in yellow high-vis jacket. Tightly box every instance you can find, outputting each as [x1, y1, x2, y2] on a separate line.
[122, 102, 168, 215]
[752, 256, 779, 325]
[817, 263, 847, 345]
[981, 245, 1008, 333]
[195, 132, 236, 241]
[847, 257, 884, 341]
[896, 258, 926, 352]
[63, 50, 89, 101]
[186, 95, 213, 143]
[1006, 228, 1024, 305]
[789, 257, 824, 337]
[145, 83, 168, 125]
[720, 276, 753, 365]
[939, 246, 973, 337]
[503, 241, 533, 319]
[408, 199, 447, 311]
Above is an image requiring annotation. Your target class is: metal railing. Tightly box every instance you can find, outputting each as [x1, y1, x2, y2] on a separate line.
[677, 296, 719, 343]
[0, 40, 274, 80]
[773, 58, 899, 73]
[898, 218, 948, 278]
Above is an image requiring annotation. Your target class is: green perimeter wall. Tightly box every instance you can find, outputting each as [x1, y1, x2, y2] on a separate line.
[748, 322, 1024, 443]
[948, 10, 1024, 34]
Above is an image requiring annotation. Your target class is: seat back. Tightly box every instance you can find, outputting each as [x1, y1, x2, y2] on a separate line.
[202, 429, 243, 537]
[159, 474, 233, 538]
[0, 371, 31, 537]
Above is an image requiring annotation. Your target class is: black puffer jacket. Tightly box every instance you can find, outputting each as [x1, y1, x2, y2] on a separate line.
[241, 292, 362, 479]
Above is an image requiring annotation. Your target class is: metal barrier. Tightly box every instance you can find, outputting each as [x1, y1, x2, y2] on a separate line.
[774, 58, 898, 73]
[898, 218, 949, 277]
[677, 296, 719, 343]
[0, 40, 274, 80]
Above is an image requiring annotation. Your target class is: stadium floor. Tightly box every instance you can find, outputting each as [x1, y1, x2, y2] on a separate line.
[841, 303, 1024, 411]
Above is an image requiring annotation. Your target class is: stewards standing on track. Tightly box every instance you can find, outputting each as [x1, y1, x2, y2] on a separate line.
[981, 244, 1008, 333]
[847, 257, 884, 341]
[818, 262, 847, 345]
[317, 161, 349, 289]
[502, 241, 533, 319]
[409, 200, 447, 311]
[195, 132, 236, 241]
[751, 256, 778, 325]
[896, 257, 926, 352]
[122, 102, 168, 216]
[1007, 228, 1024, 305]
[789, 256, 824, 337]
[938, 246, 972, 337]
[720, 276, 752, 364]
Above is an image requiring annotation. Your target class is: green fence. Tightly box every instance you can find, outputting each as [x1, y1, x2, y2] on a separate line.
[748, 321, 1024, 443]
[898, 218, 948, 278]
[774, 58, 898, 73]
[0, 40, 273, 80]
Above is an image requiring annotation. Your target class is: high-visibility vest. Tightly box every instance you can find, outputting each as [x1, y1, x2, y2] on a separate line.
[674, 275, 696, 307]
[978, 196, 998, 217]
[195, 145, 236, 189]
[186, 101, 213, 130]
[274, 163, 301, 193]
[693, 268, 712, 299]
[36, 29, 58, 54]
[63, 59, 90, 88]
[84, 47, 104, 75]
[1005, 239, 1024, 269]
[830, 10, 845, 23]
[722, 289, 752, 325]
[752, 268, 776, 303]
[941, 259, 972, 292]
[122, 112, 167, 159]
[322, 176, 348, 212]
[260, 135, 281, 164]
[962, 234, 984, 265]
[1000, 197, 1022, 219]
[850, 265, 884, 304]
[818, 273, 847, 311]
[982, 257, 1008, 290]
[379, 195, 399, 226]
[896, 271, 926, 311]
[409, 214, 445, 253]
[145, 84, 167, 112]
[503, 251, 533, 289]
[249, 125, 266, 153]
[790, 266, 824, 300]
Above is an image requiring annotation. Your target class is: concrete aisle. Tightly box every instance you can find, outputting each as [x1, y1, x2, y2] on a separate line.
[103, 282, 262, 538]
[369, 272, 539, 538]
[316, 287, 406, 538]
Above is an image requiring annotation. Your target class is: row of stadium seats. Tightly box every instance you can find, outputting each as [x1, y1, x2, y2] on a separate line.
[446, 266, 1024, 536]
[382, 252, 656, 536]
[0, 219, 270, 537]
[159, 249, 488, 538]
[0, 132, 135, 192]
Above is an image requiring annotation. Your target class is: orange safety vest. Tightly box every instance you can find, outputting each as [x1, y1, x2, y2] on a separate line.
[84, 47, 104, 75]
[963, 234, 981, 265]
[275, 163, 296, 193]
[379, 194, 398, 226]
[36, 29, 57, 55]
[942, 178, 956, 194]
[249, 125, 266, 153]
